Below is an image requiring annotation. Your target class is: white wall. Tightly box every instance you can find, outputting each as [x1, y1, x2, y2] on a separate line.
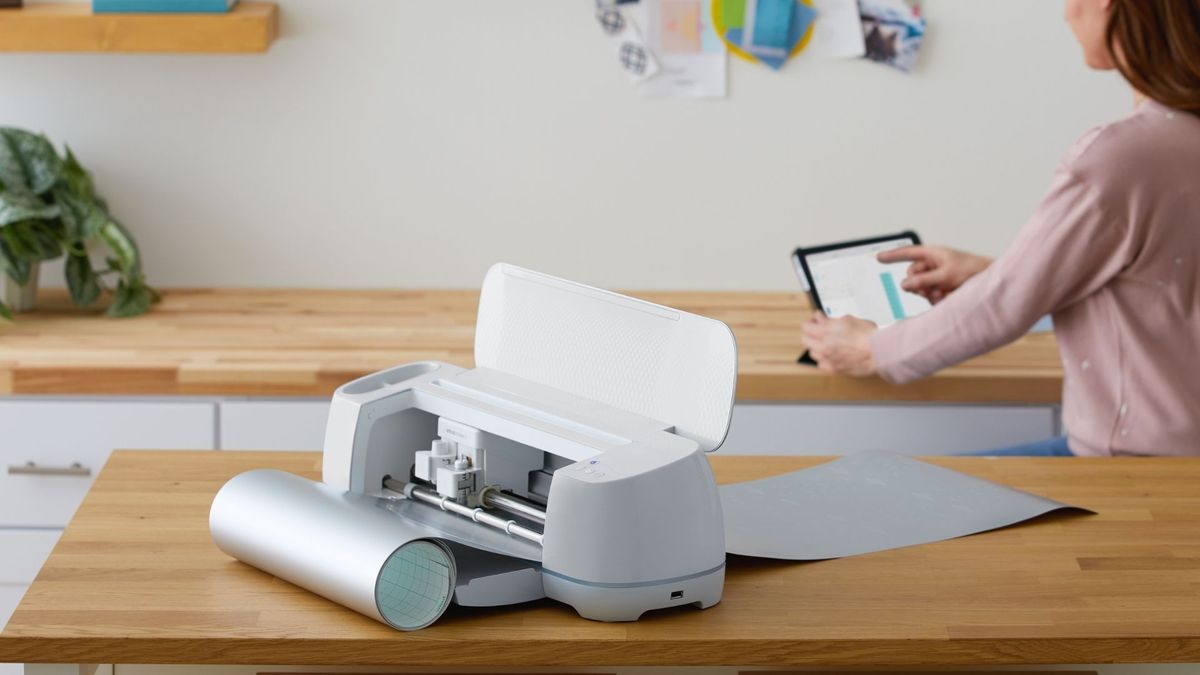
[3, 0, 1131, 290]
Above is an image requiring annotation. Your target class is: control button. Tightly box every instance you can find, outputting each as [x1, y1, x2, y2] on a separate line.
[593, 472, 605, 478]
[583, 468, 594, 474]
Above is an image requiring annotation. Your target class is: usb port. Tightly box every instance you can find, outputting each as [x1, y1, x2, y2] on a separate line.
[670, 590, 684, 600]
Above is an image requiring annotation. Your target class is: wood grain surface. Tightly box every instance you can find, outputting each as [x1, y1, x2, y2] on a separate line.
[0, 2, 277, 53]
[0, 288, 1064, 403]
[3, 450, 1199, 667]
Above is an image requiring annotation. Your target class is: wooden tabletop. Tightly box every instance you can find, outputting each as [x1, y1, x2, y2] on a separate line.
[0, 288, 1063, 403]
[2, 450, 1199, 667]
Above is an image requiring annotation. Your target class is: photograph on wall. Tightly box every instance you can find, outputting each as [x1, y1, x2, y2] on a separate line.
[859, 0, 926, 73]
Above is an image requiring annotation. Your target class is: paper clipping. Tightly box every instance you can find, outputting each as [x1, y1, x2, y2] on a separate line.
[637, 0, 728, 98]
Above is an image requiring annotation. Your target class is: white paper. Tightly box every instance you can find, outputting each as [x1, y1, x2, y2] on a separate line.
[637, 0, 727, 99]
[802, 0, 866, 60]
[596, 7, 661, 84]
[615, 20, 662, 83]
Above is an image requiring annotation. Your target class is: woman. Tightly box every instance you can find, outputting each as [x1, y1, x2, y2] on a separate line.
[800, 0, 1200, 457]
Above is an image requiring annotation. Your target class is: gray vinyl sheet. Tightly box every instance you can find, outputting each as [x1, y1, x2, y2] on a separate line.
[720, 450, 1092, 560]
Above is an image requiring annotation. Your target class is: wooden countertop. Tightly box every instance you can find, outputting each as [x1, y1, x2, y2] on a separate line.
[0, 288, 1063, 403]
[3, 450, 1199, 667]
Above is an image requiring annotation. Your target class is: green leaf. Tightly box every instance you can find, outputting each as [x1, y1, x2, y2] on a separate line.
[0, 190, 59, 228]
[107, 279, 153, 318]
[0, 128, 62, 196]
[0, 299, 12, 321]
[1, 220, 62, 263]
[52, 187, 106, 242]
[99, 218, 142, 277]
[65, 253, 101, 308]
[0, 238, 31, 284]
[60, 146, 96, 199]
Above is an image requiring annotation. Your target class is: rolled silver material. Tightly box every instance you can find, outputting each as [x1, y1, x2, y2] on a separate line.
[395, 481, 545, 546]
[210, 469, 456, 630]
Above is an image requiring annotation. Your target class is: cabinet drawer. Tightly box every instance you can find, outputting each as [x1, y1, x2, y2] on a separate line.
[721, 403, 1057, 456]
[219, 400, 330, 451]
[0, 583, 26, 630]
[0, 530, 59, 584]
[0, 400, 215, 528]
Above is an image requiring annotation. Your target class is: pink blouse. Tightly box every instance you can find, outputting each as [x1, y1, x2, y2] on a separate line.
[871, 100, 1200, 456]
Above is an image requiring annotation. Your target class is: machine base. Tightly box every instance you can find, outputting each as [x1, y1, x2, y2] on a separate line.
[543, 564, 724, 622]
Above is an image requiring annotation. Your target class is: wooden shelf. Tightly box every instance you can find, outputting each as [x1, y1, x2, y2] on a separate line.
[0, 1, 277, 53]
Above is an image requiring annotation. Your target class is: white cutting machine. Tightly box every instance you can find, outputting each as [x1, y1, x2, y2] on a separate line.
[320, 263, 738, 621]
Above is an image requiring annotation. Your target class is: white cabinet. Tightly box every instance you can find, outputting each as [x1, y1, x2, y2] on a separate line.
[720, 403, 1057, 456]
[0, 583, 26, 629]
[0, 531, 59, 584]
[0, 400, 215, 529]
[218, 400, 330, 451]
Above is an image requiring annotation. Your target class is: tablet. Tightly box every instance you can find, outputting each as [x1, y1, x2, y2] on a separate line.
[792, 231, 932, 328]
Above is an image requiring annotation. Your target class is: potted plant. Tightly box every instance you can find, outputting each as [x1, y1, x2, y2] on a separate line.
[0, 127, 157, 319]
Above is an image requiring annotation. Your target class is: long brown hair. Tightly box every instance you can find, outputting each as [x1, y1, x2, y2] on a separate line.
[1107, 0, 1200, 114]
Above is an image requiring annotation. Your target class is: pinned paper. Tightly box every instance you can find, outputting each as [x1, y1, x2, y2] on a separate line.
[638, 0, 728, 98]
[802, 0, 865, 60]
[596, 6, 661, 83]
[713, 0, 816, 71]
[742, 0, 794, 59]
[859, 0, 926, 72]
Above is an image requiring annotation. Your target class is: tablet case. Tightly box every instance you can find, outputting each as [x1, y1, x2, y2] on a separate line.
[791, 230, 922, 367]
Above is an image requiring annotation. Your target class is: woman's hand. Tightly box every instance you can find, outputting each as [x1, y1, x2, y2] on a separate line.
[800, 313, 878, 377]
[876, 245, 993, 304]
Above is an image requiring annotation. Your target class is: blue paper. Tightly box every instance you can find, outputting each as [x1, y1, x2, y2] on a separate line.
[750, 0, 795, 52]
[726, 1, 816, 71]
[93, 0, 234, 12]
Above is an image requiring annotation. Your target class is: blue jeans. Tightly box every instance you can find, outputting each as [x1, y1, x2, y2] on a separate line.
[965, 436, 1074, 457]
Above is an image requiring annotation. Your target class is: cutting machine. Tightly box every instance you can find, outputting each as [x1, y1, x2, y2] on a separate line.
[212, 263, 738, 625]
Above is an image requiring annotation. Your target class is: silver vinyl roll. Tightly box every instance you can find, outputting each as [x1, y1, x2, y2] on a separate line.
[209, 469, 456, 630]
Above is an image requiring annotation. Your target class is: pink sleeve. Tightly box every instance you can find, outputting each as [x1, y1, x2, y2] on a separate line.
[870, 166, 1135, 385]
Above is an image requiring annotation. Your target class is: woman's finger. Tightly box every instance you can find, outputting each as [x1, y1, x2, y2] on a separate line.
[907, 260, 930, 276]
[877, 245, 928, 264]
[900, 268, 949, 293]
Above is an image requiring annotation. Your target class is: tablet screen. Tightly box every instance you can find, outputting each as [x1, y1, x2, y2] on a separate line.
[803, 236, 932, 328]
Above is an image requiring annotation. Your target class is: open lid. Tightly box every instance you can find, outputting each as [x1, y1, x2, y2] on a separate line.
[474, 264, 738, 452]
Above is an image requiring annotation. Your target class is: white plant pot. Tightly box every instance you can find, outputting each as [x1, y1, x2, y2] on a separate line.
[2, 264, 39, 313]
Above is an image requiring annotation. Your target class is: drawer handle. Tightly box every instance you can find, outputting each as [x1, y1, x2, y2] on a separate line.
[7, 461, 92, 477]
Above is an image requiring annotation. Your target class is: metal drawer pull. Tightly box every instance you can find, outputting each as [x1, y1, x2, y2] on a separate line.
[7, 461, 92, 477]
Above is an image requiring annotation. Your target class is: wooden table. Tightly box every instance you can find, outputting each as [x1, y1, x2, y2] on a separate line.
[2, 450, 1199, 669]
[0, 288, 1064, 403]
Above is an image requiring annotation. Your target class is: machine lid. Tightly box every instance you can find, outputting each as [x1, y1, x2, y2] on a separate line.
[473, 263, 738, 453]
